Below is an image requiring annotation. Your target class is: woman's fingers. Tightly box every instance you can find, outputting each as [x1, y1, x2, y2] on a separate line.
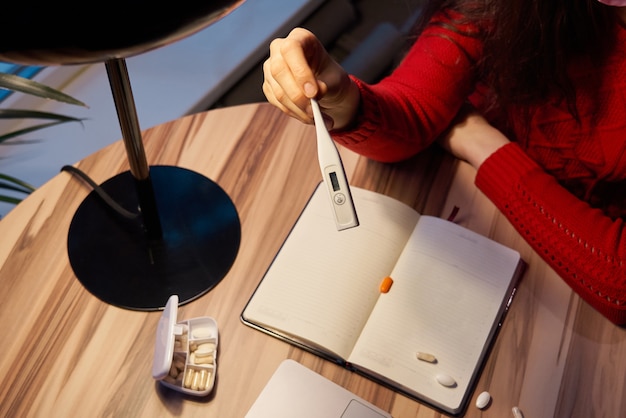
[263, 56, 313, 124]
[263, 28, 330, 123]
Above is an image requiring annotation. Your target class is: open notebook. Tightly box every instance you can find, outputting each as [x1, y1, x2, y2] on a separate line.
[242, 183, 525, 415]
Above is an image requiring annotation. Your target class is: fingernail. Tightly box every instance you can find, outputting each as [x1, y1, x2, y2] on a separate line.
[303, 82, 316, 98]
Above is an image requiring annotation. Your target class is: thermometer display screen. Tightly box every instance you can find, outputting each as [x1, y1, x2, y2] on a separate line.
[329, 172, 340, 191]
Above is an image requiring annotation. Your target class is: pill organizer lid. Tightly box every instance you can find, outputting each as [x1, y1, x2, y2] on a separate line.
[152, 294, 179, 380]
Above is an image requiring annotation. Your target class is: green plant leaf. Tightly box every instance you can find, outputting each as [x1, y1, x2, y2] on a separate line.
[0, 108, 85, 121]
[0, 177, 40, 205]
[0, 173, 36, 190]
[0, 72, 87, 107]
[0, 173, 37, 205]
[0, 70, 88, 208]
[0, 195, 24, 205]
[0, 108, 85, 144]
[0, 119, 83, 145]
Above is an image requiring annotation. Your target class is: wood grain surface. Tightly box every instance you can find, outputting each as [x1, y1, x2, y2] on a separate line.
[0, 103, 624, 418]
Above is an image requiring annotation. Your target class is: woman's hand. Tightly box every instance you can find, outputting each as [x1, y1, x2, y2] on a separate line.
[438, 106, 510, 169]
[262, 28, 360, 130]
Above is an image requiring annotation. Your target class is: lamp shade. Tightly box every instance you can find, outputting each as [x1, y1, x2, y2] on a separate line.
[0, 0, 245, 65]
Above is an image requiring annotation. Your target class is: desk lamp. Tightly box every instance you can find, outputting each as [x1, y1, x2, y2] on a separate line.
[0, 0, 245, 310]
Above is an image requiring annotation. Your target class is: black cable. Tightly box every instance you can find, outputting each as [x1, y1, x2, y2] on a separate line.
[60, 165, 139, 220]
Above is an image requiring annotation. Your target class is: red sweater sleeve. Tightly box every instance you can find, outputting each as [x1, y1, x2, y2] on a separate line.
[477, 143, 626, 324]
[332, 11, 626, 324]
[332, 12, 481, 162]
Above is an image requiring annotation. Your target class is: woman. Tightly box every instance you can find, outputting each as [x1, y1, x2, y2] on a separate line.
[262, 0, 626, 324]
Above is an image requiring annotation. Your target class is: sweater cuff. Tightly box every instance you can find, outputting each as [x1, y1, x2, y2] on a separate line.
[475, 143, 540, 202]
[331, 76, 381, 147]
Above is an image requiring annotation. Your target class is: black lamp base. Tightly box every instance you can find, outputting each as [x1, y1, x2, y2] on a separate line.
[67, 166, 241, 310]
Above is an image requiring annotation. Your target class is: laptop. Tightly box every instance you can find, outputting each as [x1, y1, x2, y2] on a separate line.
[245, 360, 392, 418]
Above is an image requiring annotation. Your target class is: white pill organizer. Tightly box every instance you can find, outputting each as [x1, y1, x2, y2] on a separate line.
[152, 294, 218, 396]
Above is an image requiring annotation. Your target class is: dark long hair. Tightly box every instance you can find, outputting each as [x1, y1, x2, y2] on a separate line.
[412, 0, 616, 118]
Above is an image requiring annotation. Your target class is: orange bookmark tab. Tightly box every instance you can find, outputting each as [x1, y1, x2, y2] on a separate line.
[379, 276, 394, 293]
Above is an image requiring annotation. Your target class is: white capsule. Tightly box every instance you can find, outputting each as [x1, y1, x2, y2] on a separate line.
[475, 391, 491, 409]
[435, 373, 456, 387]
[512, 406, 524, 418]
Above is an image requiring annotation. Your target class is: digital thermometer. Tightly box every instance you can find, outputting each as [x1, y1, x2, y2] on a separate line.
[311, 98, 359, 231]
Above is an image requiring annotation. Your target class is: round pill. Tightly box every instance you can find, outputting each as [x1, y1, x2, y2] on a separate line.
[475, 391, 491, 409]
[435, 373, 456, 387]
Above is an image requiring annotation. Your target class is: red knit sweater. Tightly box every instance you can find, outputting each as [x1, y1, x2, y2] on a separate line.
[332, 13, 626, 324]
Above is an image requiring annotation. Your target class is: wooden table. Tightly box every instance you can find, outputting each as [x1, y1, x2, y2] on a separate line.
[1, 103, 625, 417]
